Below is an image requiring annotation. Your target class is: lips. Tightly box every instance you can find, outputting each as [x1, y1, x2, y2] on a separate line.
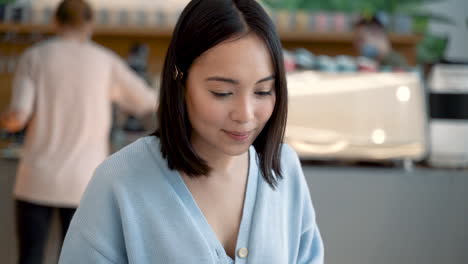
[223, 130, 253, 141]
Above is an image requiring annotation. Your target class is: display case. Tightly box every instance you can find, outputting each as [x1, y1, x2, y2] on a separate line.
[285, 71, 428, 162]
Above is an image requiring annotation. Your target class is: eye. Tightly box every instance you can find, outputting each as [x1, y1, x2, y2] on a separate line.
[255, 90, 273, 96]
[210, 91, 233, 97]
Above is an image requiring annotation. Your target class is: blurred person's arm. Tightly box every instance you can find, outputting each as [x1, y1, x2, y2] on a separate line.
[2, 49, 37, 133]
[109, 55, 157, 117]
[1, 111, 25, 133]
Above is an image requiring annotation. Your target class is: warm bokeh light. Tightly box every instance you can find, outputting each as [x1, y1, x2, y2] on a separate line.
[371, 129, 386, 145]
[396, 85, 411, 102]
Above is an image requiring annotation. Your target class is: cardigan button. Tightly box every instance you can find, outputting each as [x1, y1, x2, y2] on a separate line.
[237, 248, 248, 258]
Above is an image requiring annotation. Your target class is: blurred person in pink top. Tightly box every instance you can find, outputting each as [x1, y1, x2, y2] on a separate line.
[0, 0, 156, 263]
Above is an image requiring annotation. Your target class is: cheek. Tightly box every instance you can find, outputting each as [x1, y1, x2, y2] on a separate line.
[187, 93, 225, 128]
[257, 96, 276, 123]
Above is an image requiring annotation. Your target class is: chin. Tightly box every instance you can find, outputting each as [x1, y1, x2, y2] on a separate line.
[218, 142, 251, 157]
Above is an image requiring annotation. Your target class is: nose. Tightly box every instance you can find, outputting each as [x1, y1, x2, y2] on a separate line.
[230, 96, 254, 124]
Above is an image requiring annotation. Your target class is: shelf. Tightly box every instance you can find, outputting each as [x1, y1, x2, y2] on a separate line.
[0, 23, 174, 37]
[0, 23, 422, 66]
[0, 23, 422, 44]
[280, 31, 423, 45]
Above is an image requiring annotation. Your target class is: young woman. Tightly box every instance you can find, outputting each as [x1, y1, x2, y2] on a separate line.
[59, 0, 324, 263]
[1, 1, 155, 263]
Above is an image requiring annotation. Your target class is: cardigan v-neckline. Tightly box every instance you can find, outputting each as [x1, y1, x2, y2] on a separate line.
[164, 146, 259, 263]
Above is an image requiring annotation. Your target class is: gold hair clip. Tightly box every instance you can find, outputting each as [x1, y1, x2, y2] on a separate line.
[174, 66, 184, 80]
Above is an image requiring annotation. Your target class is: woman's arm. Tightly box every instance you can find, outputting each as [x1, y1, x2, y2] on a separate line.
[59, 228, 121, 264]
[1, 111, 26, 132]
[297, 223, 324, 264]
[283, 144, 325, 264]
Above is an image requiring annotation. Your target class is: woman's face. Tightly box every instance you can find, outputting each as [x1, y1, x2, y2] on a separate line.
[185, 33, 276, 158]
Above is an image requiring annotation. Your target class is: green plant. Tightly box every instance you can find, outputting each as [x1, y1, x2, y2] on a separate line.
[417, 34, 449, 63]
[262, 0, 455, 24]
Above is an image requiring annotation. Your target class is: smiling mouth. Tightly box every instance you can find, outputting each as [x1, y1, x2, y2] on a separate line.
[223, 130, 253, 141]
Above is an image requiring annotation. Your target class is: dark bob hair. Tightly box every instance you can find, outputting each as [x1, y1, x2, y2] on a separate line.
[154, 0, 288, 188]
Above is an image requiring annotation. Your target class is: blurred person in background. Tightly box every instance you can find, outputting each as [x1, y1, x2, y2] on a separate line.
[354, 16, 408, 68]
[0, 0, 156, 263]
[58, 0, 324, 263]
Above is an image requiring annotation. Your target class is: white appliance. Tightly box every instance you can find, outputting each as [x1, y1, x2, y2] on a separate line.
[285, 71, 428, 162]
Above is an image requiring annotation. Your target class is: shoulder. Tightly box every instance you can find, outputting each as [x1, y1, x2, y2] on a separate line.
[252, 143, 301, 186]
[279, 143, 302, 177]
[32, 38, 57, 50]
[254, 143, 316, 225]
[91, 136, 162, 188]
[88, 41, 112, 55]
[275, 143, 310, 199]
[73, 136, 166, 228]
[64, 138, 162, 263]
[30, 38, 68, 54]
[277, 144, 317, 226]
[80, 136, 167, 207]
[87, 42, 123, 63]
[253, 143, 304, 193]
[18, 39, 52, 61]
[15, 41, 54, 72]
[280, 143, 300, 163]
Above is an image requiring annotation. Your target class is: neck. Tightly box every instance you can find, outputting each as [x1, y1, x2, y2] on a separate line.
[191, 141, 248, 178]
[57, 28, 91, 42]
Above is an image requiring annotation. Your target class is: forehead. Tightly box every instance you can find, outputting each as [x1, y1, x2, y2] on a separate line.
[356, 25, 383, 36]
[189, 34, 274, 79]
[355, 26, 371, 36]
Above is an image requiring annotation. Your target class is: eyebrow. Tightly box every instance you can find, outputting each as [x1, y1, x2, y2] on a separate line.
[205, 75, 275, 85]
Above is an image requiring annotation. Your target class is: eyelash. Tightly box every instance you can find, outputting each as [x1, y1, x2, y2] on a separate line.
[211, 91, 232, 97]
[210, 91, 273, 98]
[255, 91, 273, 96]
